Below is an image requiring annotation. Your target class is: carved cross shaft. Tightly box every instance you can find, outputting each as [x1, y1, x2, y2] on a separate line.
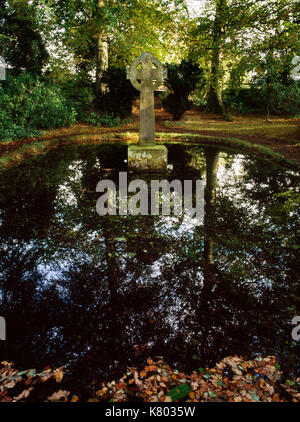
[127, 52, 167, 146]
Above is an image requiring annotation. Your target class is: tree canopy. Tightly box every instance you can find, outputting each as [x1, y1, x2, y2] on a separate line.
[0, 0, 299, 121]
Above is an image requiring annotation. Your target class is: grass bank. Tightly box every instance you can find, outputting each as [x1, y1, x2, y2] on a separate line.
[162, 113, 300, 146]
[0, 130, 298, 172]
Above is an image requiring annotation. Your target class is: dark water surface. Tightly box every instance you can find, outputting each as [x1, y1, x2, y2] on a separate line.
[0, 144, 299, 396]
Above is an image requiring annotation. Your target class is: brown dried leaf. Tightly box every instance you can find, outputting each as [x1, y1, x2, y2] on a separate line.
[47, 390, 69, 402]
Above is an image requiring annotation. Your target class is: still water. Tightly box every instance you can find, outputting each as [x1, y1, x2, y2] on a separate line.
[0, 144, 299, 396]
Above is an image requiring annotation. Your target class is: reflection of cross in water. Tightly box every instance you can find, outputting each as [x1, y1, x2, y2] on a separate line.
[127, 52, 167, 145]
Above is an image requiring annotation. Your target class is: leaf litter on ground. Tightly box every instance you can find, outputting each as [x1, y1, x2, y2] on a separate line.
[0, 356, 299, 402]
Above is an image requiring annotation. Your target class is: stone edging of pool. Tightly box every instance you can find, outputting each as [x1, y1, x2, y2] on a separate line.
[0, 131, 298, 172]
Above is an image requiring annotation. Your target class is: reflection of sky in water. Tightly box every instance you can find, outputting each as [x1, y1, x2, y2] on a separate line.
[216, 154, 260, 217]
[56, 161, 84, 209]
[2, 151, 296, 292]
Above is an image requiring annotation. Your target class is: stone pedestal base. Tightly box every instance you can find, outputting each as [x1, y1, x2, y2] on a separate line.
[128, 145, 168, 172]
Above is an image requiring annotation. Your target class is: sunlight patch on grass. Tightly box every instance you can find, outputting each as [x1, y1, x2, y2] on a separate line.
[163, 116, 299, 144]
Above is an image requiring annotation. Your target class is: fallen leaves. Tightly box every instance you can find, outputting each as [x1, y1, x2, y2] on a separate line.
[140, 370, 147, 378]
[0, 356, 299, 402]
[91, 356, 300, 403]
[0, 362, 67, 402]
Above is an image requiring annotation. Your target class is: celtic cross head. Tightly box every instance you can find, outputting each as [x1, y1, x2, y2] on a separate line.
[127, 52, 167, 92]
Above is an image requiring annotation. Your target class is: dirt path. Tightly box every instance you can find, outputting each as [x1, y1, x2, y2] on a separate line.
[1, 107, 299, 166]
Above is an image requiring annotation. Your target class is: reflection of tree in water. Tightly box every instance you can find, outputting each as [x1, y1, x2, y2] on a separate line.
[0, 144, 299, 396]
[0, 242, 63, 366]
[203, 147, 219, 277]
[0, 162, 58, 241]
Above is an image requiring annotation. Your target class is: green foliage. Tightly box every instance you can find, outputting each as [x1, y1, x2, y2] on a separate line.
[163, 94, 190, 121]
[184, 0, 300, 115]
[274, 190, 300, 214]
[96, 67, 139, 118]
[0, 126, 41, 144]
[99, 114, 120, 128]
[223, 88, 257, 114]
[224, 81, 300, 116]
[46, 0, 186, 73]
[163, 60, 205, 120]
[82, 112, 120, 128]
[255, 80, 300, 116]
[0, 73, 77, 142]
[190, 91, 208, 110]
[165, 60, 204, 97]
[59, 76, 95, 118]
[0, 0, 49, 75]
[222, 111, 234, 122]
[0, 0, 299, 138]
[82, 112, 102, 127]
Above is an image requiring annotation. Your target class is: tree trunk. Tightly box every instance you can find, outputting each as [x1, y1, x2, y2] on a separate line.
[95, 0, 108, 94]
[206, 0, 226, 114]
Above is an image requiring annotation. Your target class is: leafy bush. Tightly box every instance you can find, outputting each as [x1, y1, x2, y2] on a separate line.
[99, 113, 120, 128]
[223, 88, 253, 113]
[82, 112, 120, 128]
[224, 81, 300, 116]
[257, 80, 300, 117]
[0, 0, 49, 76]
[163, 60, 205, 120]
[0, 126, 41, 144]
[82, 112, 102, 127]
[95, 67, 139, 118]
[162, 94, 190, 121]
[59, 76, 95, 118]
[0, 73, 77, 142]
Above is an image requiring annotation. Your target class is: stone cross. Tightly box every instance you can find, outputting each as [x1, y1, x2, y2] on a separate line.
[127, 52, 167, 145]
[0, 56, 6, 81]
